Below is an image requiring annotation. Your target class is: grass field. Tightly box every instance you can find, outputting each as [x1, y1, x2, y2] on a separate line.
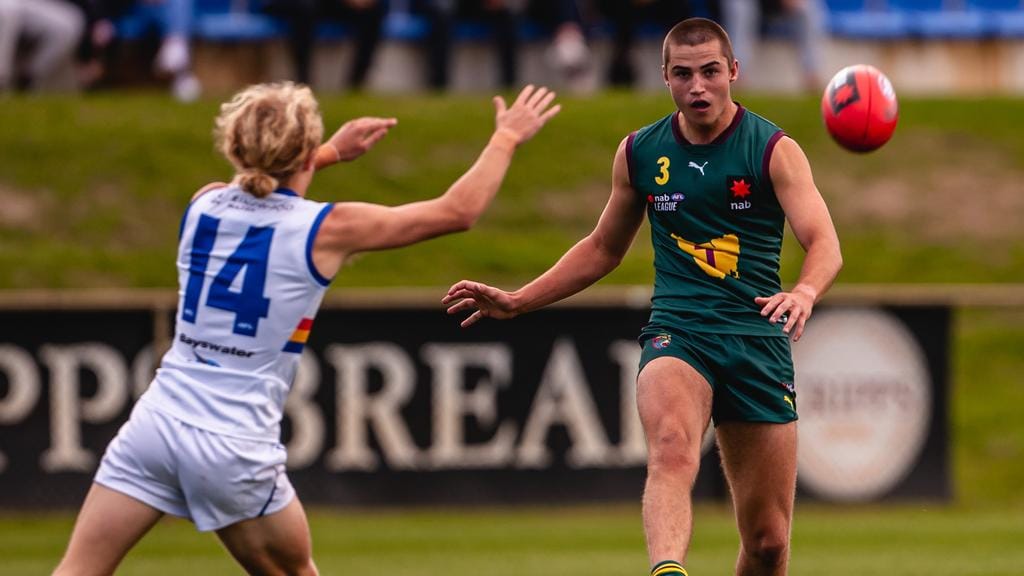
[4, 504, 1023, 575]
[1, 91, 1022, 288]
[1, 91, 1023, 574]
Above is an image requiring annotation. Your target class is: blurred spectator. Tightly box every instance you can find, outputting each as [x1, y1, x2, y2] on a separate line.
[412, 0, 592, 91]
[530, 0, 591, 89]
[591, 0, 699, 87]
[0, 0, 84, 92]
[719, 0, 826, 91]
[63, 0, 123, 88]
[147, 0, 199, 100]
[265, 0, 387, 90]
[415, 0, 521, 90]
[93, 0, 199, 100]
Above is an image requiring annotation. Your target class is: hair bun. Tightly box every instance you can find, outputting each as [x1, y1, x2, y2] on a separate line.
[237, 169, 278, 198]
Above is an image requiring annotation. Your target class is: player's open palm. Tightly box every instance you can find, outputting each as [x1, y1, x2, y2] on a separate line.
[493, 85, 561, 145]
[326, 116, 398, 162]
[443, 280, 517, 328]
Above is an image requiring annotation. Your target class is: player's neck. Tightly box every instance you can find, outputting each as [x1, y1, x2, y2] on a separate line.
[679, 101, 738, 145]
[280, 169, 313, 197]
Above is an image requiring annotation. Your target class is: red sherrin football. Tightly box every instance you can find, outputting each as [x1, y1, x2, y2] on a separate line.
[821, 64, 898, 153]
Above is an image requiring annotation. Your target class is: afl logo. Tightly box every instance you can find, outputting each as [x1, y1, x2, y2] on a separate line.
[652, 334, 672, 350]
[827, 70, 861, 116]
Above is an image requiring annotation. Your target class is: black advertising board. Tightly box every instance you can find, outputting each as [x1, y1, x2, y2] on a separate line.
[0, 303, 948, 508]
[0, 310, 156, 508]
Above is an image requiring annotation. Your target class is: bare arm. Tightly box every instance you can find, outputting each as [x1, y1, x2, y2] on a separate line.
[754, 135, 842, 341]
[443, 135, 647, 327]
[314, 116, 398, 171]
[311, 85, 560, 277]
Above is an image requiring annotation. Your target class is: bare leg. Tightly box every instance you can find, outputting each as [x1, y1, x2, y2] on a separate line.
[717, 422, 797, 576]
[19, 0, 84, 88]
[216, 496, 318, 576]
[637, 356, 713, 567]
[721, 0, 759, 70]
[0, 0, 22, 90]
[52, 483, 165, 576]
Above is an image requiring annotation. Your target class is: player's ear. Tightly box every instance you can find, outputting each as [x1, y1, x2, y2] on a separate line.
[730, 58, 739, 83]
[662, 64, 669, 87]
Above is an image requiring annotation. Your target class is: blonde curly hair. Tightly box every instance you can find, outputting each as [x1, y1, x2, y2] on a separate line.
[214, 82, 324, 198]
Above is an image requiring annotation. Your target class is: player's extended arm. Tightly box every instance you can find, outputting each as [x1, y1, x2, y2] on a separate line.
[443, 136, 647, 328]
[313, 85, 560, 271]
[755, 135, 843, 341]
[314, 116, 398, 170]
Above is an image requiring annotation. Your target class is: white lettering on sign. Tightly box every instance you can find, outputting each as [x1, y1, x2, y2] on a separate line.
[39, 344, 128, 472]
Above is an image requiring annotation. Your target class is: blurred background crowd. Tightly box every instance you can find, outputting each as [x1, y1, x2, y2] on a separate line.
[0, 0, 835, 100]
[1, 1, 1021, 101]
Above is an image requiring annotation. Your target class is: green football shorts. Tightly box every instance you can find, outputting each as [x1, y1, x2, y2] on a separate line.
[639, 326, 797, 424]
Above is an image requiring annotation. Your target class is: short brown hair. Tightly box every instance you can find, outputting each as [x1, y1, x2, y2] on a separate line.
[662, 17, 735, 68]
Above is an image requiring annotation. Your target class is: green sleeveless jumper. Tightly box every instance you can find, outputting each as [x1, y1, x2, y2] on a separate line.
[628, 104, 788, 338]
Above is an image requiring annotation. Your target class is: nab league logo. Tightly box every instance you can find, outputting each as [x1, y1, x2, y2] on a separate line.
[648, 192, 685, 212]
[726, 175, 754, 211]
[652, 333, 672, 349]
[827, 70, 861, 116]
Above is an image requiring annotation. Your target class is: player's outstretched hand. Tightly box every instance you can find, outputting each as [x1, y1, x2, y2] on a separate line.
[442, 280, 518, 328]
[493, 85, 561, 146]
[326, 116, 398, 162]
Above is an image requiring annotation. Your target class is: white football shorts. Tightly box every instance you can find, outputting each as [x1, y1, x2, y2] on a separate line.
[95, 401, 295, 532]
